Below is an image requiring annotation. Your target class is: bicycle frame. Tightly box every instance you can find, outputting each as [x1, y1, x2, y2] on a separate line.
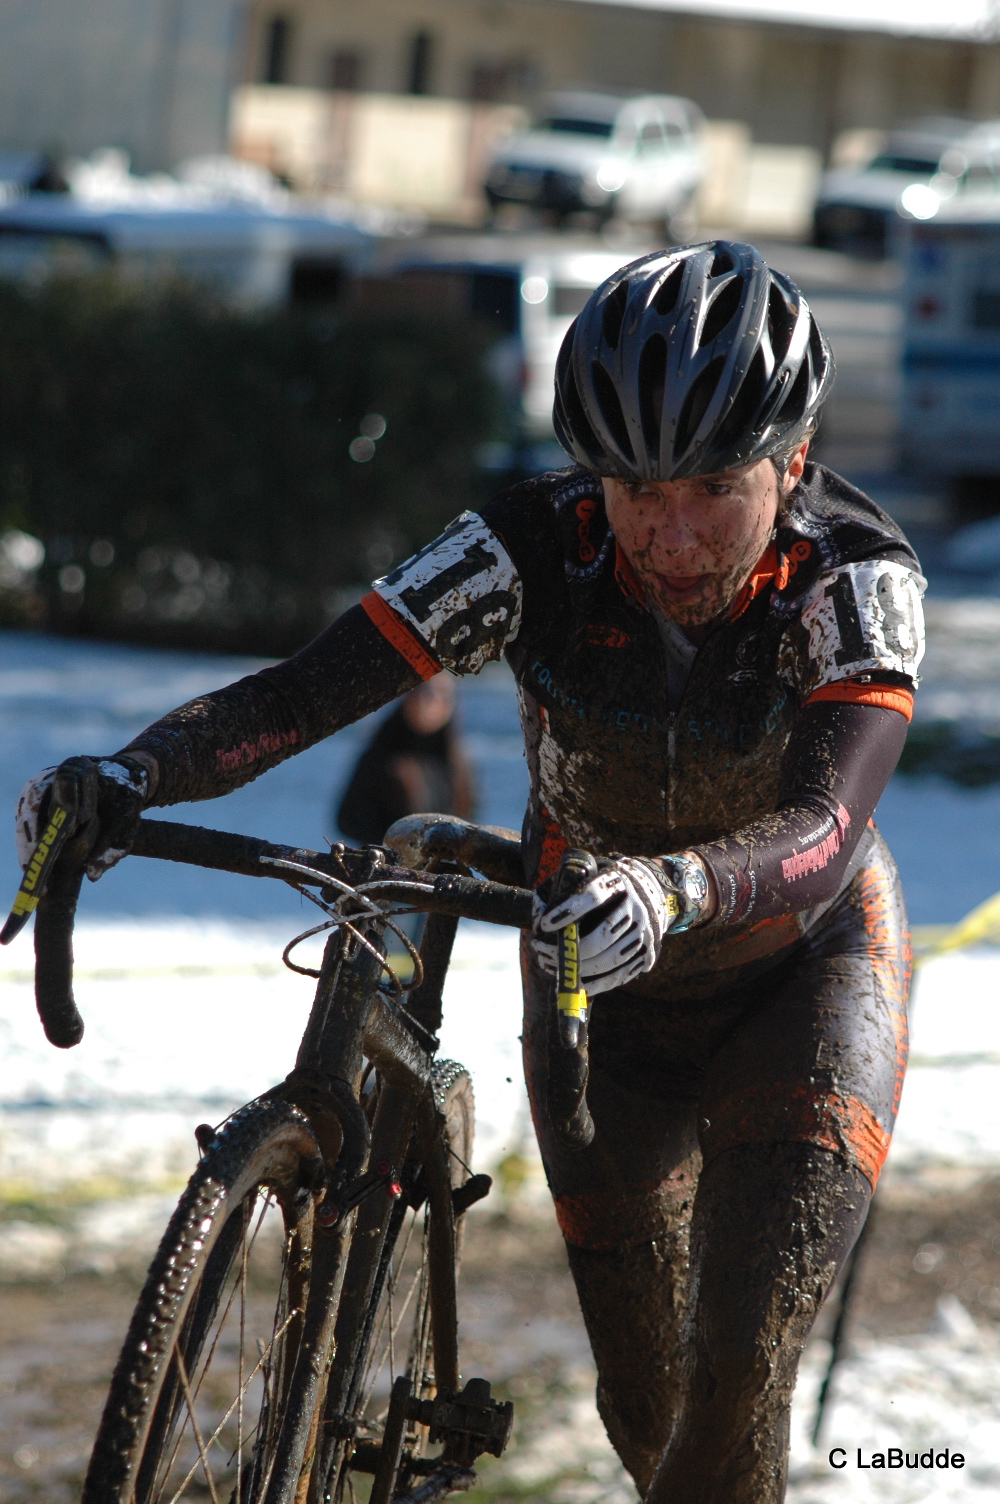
[23, 816, 530, 1503]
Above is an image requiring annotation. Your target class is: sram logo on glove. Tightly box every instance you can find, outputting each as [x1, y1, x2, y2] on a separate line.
[533, 856, 680, 997]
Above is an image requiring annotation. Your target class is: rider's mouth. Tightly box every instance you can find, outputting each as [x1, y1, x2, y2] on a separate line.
[653, 572, 710, 602]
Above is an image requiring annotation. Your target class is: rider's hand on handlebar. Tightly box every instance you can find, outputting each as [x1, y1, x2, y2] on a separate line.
[532, 853, 713, 995]
[16, 756, 151, 881]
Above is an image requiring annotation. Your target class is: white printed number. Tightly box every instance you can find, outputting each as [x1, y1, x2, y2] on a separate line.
[373, 512, 523, 674]
[802, 560, 925, 687]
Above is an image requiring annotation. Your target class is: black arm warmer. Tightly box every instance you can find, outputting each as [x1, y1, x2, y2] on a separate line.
[695, 701, 908, 925]
[121, 605, 420, 806]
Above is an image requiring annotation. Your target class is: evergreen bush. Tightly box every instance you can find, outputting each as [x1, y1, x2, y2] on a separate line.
[0, 273, 502, 655]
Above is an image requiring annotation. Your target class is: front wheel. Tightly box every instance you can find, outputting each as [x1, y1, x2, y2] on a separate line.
[83, 1098, 324, 1504]
[322, 1061, 477, 1503]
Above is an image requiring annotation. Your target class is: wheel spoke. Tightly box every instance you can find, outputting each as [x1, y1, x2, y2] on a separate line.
[354, 1215, 424, 1425]
[163, 1307, 303, 1504]
[153, 1192, 278, 1501]
[169, 1342, 222, 1504]
[237, 1201, 248, 1504]
[356, 1213, 425, 1421]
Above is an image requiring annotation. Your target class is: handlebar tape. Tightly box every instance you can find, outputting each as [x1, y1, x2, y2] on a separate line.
[33, 853, 86, 1048]
[132, 819, 534, 928]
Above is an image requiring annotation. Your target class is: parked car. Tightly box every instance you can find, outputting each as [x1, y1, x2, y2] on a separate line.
[813, 117, 975, 259]
[0, 192, 378, 306]
[483, 91, 704, 233]
[372, 234, 640, 455]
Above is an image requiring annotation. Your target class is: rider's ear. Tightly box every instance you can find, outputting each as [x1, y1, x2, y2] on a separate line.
[781, 440, 809, 495]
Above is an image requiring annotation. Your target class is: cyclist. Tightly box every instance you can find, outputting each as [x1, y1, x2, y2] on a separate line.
[14, 242, 923, 1502]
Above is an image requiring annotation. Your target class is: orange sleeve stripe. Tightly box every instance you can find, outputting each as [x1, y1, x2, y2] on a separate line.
[360, 591, 441, 681]
[806, 682, 914, 722]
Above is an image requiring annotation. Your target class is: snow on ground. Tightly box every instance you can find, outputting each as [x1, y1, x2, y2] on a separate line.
[2, 919, 999, 1261]
[0, 917, 526, 1209]
[4, 626, 1000, 1498]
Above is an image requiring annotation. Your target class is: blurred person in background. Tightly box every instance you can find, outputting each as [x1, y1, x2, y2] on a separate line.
[335, 672, 474, 844]
[14, 242, 925, 1503]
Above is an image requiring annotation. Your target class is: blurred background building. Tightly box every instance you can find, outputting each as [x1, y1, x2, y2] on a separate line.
[3, 0, 1000, 220]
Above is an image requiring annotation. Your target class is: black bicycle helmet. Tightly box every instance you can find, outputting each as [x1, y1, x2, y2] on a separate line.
[553, 240, 834, 481]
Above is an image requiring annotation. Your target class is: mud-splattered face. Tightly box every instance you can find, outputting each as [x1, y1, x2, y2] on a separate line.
[603, 444, 808, 630]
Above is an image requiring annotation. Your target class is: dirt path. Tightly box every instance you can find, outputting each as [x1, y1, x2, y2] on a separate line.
[3, 1175, 1000, 1502]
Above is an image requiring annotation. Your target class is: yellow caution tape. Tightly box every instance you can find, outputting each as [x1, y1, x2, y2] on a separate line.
[914, 889, 1000, 965]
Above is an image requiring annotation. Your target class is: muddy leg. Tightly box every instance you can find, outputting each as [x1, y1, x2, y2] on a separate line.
[646, 1142, 869, 1504]
[566, 1230, 690, 1494]
[520, 942, 702, 1493]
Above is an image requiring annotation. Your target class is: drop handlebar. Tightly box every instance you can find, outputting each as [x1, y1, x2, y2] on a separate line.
[28, 817, 534, 1051]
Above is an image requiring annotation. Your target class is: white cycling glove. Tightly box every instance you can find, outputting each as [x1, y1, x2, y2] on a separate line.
[15, 767, 57, 871]
[533, 854, 711, 996]
[15, 757, 150, 881]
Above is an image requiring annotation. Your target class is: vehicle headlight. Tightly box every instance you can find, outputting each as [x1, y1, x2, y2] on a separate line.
[595, 162, 627, 193]
[899, 183, 940, 221]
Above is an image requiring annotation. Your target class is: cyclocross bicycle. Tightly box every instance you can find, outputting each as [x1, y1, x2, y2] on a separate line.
[8, 802, 558, 1504]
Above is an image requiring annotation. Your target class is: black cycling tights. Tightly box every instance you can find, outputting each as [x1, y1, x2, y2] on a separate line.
[522, 830, 910, 1502]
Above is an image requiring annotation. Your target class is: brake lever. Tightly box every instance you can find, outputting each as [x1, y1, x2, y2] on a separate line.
[551, 849, 599, 1049]
[0, 758, 97, 946]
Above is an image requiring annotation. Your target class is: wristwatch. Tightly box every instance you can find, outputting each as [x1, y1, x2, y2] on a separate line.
[659, 853, 710, 932]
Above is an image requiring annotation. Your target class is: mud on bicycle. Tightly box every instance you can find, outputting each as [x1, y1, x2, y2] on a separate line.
[3, 787, 576, 1504]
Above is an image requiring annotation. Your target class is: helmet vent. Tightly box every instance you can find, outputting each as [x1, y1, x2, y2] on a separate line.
[601, 282, 629, 350]
[712, 347, 768, 459]
[782, 356, 811, 426]
[638, 334, 667, 459]
[591, 360, 635, 465]
[709, 248, 733, 277]
[675, 356, 725, 460]
[808, 316, 826, 378]
[652, 263, 684, 317]
[767, 283, 796, 362]
[700, 276, 743, 346]
[555, 333, 604, 464]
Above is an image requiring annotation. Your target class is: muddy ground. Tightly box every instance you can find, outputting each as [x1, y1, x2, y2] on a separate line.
[2, 1172, 1000, 1502]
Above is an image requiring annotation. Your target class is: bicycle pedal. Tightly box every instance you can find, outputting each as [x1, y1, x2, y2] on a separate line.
[406, 1377, 514, 1464]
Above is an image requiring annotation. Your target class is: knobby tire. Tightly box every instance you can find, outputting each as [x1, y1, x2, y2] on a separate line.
[82, 1097, 324, 1504]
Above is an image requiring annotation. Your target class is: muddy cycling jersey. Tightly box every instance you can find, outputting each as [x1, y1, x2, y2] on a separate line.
[123, 461, 923, 994]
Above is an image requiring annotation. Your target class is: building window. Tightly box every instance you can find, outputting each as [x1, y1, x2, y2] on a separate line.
[262, 16, 292, 85]
[470, 62, 506, 101]
[329, 48, 364, 91]
[407, 31, 433, 95]
[469, 56, 538, 102]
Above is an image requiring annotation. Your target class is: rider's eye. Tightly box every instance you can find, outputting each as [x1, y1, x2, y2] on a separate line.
[702, 481, 731, 496]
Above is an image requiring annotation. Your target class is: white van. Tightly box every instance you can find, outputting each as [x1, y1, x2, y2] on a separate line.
[0, 194, 378, 306]
[375, 234, 645, 450]
[900, 200, 1000, 478]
